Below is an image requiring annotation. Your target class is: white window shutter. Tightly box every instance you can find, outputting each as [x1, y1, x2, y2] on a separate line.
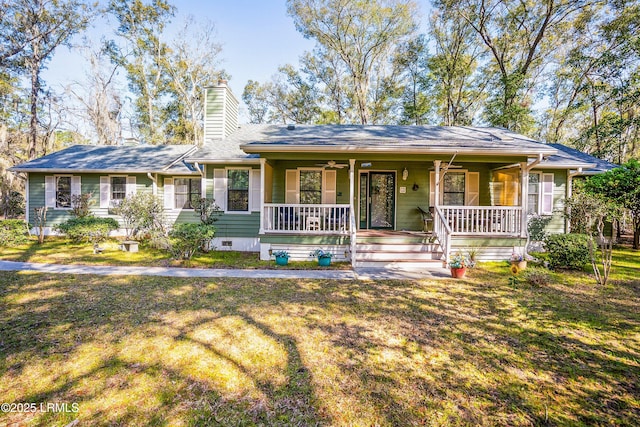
[213, 168, 227, 211]
[250, 169, 260, 212]
[542, 173, 554, 214]
[71, 176, 81, 198]
[322, 169, 337, 204]
[429, 171, 435, 206]
[285, 169, 299, 204]
[45, 176, 56, 208]
[126, 176, 137, 196]
[466, 172, 479, 206]
[100, 176, 110, 208]
[164, 178, 174, 209]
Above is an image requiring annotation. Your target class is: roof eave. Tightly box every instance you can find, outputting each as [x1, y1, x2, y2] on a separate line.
[8, 168, 201, 175]
[535, 162, 596, 170]
[240, 144, 557, 156]
[184, 157, 261, 164]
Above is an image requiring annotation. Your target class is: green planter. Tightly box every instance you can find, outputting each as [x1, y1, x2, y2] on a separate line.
[275, 255, 289, 266]
[317, 256, 332, 267]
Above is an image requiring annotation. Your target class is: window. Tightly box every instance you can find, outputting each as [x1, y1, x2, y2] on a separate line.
[527, 173, 540, 214]
[442, 172, 465, 205]
[174, 178, 201, 209]
[56, 176, 71, 208]
[111, 177, 126, 203]
[300, 170, 322, 204]
[227, 169, 249, 211]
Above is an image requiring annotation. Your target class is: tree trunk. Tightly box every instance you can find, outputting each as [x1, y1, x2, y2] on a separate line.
[634, 215, 640, 250]
[29, 58, 41, 160]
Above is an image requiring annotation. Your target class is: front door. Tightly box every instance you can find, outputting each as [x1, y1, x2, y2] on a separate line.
[359, 171, 395, 229]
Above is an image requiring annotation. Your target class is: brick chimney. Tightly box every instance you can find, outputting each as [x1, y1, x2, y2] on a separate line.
[203, 79, 239, 143]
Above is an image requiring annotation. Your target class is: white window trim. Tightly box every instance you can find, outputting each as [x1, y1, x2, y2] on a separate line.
[172, 176, 202, 211]
[108, 175, 128, 207]
[528, 172, 554, 216]
[225, 167, 252, 214]
[297, 167, 324, 205]
[53, 174, 74, 210]
[528, 171, 541, 215]
[431, 169, 473, 206]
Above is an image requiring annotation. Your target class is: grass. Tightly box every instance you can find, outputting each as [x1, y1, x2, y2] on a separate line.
[1, 249, 639, 426]
[0, 237, 351, 270]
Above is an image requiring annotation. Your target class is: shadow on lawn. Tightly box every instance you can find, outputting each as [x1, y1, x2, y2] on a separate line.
[0, 273, 326, 426]
[299, 276, 640, 426]
[1, 270, 639, 426]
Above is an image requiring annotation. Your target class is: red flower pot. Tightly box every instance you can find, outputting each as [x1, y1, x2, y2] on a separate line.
[450, 267, 466, 278]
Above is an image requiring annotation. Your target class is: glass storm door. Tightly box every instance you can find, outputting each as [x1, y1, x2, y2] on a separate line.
[368, 172, 395, 229]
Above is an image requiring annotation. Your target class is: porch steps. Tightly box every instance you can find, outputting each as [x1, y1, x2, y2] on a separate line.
[354, 237, 444, 267]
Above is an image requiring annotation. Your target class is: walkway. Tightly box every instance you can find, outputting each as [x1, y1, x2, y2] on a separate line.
[0, 260, 450, 281]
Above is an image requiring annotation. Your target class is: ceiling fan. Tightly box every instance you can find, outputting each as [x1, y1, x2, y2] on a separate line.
[315, 160, 348, 169]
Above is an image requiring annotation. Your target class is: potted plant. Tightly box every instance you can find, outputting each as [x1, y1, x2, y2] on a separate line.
[510, 252, 527, 270]
[273, 250, 290, 266]
[448, 252, 469, 278]
[310, 249, 333, 266]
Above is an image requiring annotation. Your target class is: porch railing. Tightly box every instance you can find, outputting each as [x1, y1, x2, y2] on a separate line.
[439, 206, 523, 235]
[263, 203, 351, 234]
[433, 206, 452, 263]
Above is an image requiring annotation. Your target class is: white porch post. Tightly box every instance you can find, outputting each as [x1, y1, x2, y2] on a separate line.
[259, 158, 266, 234]
[349, 158, 356, 268]
[434, 160, 441, 208]
[520, 162, 529, 238]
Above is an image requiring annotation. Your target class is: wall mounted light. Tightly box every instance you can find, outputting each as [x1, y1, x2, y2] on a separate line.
[402, 167, 409, 181]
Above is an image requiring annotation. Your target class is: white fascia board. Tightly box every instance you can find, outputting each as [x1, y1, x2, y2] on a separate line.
[185, 158, 261, 164]
[240, 144, 558, 157]
[10, 168, 201, 175]
[533, 162, 595, 169]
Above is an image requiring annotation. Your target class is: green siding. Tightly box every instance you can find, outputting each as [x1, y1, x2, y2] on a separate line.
[28, 173, 152, 227]
[213, 212, 260, 237]
[547, 169, 567, 234]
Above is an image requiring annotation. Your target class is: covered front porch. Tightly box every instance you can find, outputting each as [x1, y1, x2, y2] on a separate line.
[257, 156, 538, 264]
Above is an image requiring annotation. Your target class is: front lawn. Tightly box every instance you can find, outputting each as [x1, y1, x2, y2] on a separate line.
[0, 237, 350, 269]
[1, 257, 638, 425]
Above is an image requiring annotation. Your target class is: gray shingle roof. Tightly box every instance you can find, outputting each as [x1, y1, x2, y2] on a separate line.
[11, 144, 198, 173]
[230, 124, 558, 155]
[544, 143, 618, 173]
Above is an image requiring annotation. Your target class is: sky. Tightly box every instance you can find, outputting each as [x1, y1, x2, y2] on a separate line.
[43, 0, 317, 124]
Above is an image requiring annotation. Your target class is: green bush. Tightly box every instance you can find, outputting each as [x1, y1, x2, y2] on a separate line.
[544, 233, 591, 270]
[168, 223, 216, 261]
[111, 193, 165, 239]
[55, 216, 119, 244]
[0, 219, 31, 246]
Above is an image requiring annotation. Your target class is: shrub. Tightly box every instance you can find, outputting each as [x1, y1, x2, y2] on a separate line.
[55, 216, 119, 244]
[168, 223, 216, 261]
[0, 219, 31, 246]
[523, 267, 552, 287]
[70, 193, 93, 218]
[193, 198, 221, 225]
[544, 233, 591, 270]
[111, 193, 165, 239]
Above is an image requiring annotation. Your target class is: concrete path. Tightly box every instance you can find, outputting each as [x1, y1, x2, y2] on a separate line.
[0, 260, 450, 281]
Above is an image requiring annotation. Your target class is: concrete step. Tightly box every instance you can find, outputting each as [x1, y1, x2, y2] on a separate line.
[356, 243, 440, 253]
[355, 250, 443, 262]
[355, 260, 445, 269]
